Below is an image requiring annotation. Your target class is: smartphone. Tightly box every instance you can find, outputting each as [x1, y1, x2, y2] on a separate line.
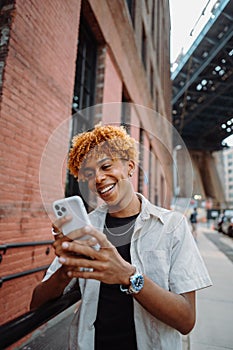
[52, 196, 99, 250]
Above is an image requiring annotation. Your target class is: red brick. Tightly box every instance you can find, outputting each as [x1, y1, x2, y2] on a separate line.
[0, 0, 81, 328]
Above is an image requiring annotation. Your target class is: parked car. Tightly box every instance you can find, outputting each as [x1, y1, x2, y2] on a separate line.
[227, 218, 233, 237]
[217, 209, 233, 237]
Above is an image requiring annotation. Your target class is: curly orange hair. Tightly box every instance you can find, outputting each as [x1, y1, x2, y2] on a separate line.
[68, 124, 139, 178]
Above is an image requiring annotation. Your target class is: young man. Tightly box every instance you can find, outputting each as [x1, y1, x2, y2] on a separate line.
[31, 124, 212, 350]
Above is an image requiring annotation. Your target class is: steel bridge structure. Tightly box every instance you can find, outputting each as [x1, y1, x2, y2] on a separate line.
[171, 0, 233, 207]
[172, 0, 233, 151]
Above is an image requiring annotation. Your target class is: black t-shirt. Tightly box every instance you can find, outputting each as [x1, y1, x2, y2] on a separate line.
[94, 213, 139, 350]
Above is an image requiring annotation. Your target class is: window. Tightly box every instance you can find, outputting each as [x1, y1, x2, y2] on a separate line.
[148, 144, 152, 201]
[150, 64, 154, 98]
[142, 24, 147, 70]
[151, 0, 155, 37]
[66, 19, 97, 203]
[72, 19, 97, 118]
[126, 0, 135, 27]
[121, 89, 131, 133]
[138, 127, 144, 193]
[156, 1, 160, 67]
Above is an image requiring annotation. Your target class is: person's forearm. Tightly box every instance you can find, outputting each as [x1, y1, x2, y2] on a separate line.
[134, 275, 196, 334]
[30, 267, 71, 310]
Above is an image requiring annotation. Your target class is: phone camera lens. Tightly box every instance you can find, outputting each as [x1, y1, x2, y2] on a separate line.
[61, 207, 66, 212]
[55, 205, 60, 210]
[57, 211, 63, 216]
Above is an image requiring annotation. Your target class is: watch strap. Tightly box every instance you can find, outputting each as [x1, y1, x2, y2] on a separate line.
[120, 270, 144, 295]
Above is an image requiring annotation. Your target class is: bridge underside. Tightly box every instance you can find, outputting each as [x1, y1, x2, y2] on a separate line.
[172, 0, 233, 152]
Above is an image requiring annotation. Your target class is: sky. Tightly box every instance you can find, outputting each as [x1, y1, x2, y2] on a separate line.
[169, 0, 233, 147]
[169, 0, 218, 64]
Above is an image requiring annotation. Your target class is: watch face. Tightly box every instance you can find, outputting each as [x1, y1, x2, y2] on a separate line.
[131, 273, 144, 292]
[135, 276, 143, 287]
[120, 273, 144, 294]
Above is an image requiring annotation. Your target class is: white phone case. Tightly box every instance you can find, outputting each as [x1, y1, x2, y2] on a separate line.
[52, 196, 91, 236]
[52, 196, 100, 251]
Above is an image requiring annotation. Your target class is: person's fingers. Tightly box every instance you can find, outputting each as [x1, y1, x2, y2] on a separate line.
[53, 215, 72, 230]
[79, 226, 113, 249]
[67, 235, 99, 249]
[52, 236, 71, 257]
[58, 248, 111, 277]
[66, 268, 101, 280]
[51, 216, 72, 240]
[64, 226, 106, 251]
[52, 225, 64, 241]
[66, 227, 91, 241]
[60, 240, 100, 259]
[54, 226, 113, 261]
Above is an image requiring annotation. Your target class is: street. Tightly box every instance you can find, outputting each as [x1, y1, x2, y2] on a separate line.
[187, 224, 233, 350]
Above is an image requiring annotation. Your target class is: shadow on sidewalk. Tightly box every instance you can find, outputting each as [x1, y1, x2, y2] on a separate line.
[201, 227, 233, 263]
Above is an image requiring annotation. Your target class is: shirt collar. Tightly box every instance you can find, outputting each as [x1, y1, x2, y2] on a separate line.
[136, 193, 166, 224]
[95, 192, 166, 224]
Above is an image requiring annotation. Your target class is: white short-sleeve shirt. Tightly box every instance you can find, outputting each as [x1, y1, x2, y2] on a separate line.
[43, 193, 212, 350]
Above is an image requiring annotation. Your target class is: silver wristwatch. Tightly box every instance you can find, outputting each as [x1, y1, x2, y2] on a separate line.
[120, 273, 144, 295]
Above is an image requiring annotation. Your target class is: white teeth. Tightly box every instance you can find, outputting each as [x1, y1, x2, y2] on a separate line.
[100, 184, 114, 194]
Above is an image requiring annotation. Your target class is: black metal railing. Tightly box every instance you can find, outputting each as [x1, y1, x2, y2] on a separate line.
[0, 240, 53, 256]
[0, 288, 81, 350]
[0, 240, 53, 287]
[0, 265, 50, 287]
[0, 239, 80, 349]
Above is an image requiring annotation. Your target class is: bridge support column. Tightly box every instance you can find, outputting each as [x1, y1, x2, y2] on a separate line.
[190, 151, 226, 209]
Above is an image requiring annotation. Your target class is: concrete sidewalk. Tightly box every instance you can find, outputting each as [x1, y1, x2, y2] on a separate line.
[183, 225, 233, 350]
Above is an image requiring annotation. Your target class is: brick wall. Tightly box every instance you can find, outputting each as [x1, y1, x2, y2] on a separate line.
[0, 0, 15, 100]
[0, 1, 172, 347]
[0, 0, 81, 326]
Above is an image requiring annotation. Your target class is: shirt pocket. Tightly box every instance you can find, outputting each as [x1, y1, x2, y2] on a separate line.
[142, 250, 170, 290]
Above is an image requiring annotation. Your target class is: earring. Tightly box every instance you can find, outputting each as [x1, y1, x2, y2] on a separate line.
[129, 172, 133, 177]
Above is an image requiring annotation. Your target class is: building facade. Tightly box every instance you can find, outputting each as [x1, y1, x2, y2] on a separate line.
[223, 148, 233, 207]
[0, 0, 171, 340]
[213, 147, 233, 209]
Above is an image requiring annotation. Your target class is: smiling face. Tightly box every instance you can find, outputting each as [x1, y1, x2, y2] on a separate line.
[68, 125, 141, 216]
[79, 154, 140, 217]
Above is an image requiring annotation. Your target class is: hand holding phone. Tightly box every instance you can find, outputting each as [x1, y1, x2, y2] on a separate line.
[52, 196, 100, 251]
